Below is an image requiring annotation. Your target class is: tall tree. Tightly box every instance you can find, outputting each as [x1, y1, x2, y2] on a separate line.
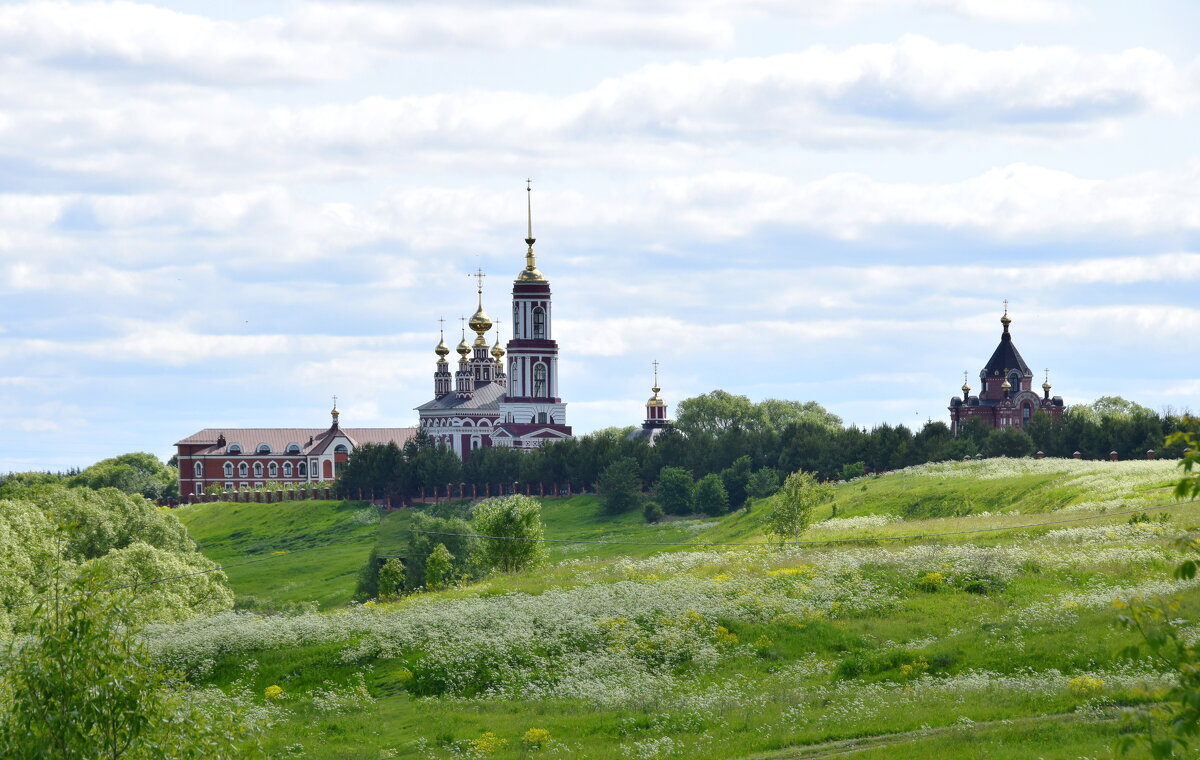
[598, 457, 643, 515]
[692, 473, 730, 516]
[654, 467, 695, 515]
[767, 470, 833, 543]
[471, 495, 547, 573]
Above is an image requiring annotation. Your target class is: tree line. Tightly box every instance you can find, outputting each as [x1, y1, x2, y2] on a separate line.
[338, 391, 1198, 504]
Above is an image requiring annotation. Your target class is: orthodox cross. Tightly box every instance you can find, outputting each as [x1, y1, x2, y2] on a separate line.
[331, 394, 338, 410]
[472, 268, 487, 294]
[652, 359, 660, 386]
[460, 315, 466, 337]
[1003, 298, 1009, 314]
[437, 317, 445, 336]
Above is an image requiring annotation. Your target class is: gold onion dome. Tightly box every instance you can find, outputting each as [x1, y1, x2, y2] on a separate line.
[962, 380, 971, 393]
[473, 333, 489, 348]
[647, 386, 666, 407]
[1001, 377, 1012, 391]
[435, 336, 450, 358]
[456, 337, 471, 358]
[491, 340, 505, 361]
[1043, 378, 1052, 391]
[469, 305, 492, 335]
[1001, 311, 1012, 327]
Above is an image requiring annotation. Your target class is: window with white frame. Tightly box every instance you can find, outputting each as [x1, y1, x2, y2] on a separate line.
[193, 461, 203, 477]
[253, 462, 263, 477]
[532, 307, 545, 338]
[298, 461, 307, 477]
[238, 462, 248, 477]
[223, 462, 233, 478]
[268, 462, 278, 478]
[257, 443, 271, 454]
[283, 462, 293, 477]
[533, 362, 547, 397]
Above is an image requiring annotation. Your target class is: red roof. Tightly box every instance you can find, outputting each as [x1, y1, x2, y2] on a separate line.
[175, 426, 418, 455]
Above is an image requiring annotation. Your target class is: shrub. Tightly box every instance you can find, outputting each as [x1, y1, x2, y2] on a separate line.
[916, 571, 946, 592]
[692, 473, 729, 516]
[654, 467, 695, 515]
[746, 467, 780, 501]
[767, 470, 831, 541]
[643, 501, 665, 524]
[598, 458, 643, 515]
[378, 558, 405, 600]
[472, 495, 547, 573]
[425, 544, 454, 590]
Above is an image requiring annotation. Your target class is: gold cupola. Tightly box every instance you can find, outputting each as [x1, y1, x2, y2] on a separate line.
[1042, 369, 1052, 392]
[961, 371, 971, 396]
[435, 321, 450, 358]
[1001, 367, 1012, 392]
[456, 317, 471, 360]
[517, 179, 547, 282]
[468, 268, 493, 339]
[647, 360, 666, 407]
[1000, 300, 1012, 331]
[491, 321, 506, 363]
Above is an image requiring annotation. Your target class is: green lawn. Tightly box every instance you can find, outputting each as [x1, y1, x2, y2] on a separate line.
[154, 458, 1196, 759]
[175, 499, 379, 608]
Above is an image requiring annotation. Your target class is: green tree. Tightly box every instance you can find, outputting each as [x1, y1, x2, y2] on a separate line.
[767, 470, 833, 542]
[1115, 432, 1200, 758]
[82, 541, 233, 625]
[838, 461, 866, 481]
[720, 455, 752, 510]
[377, 557, 405, 600]
[654, 467, 695, 515]
[0, 573, 255, 759]
[643, 500, 665, 523]
[72, 452, 178, 500]
[675, 390, 763, 437]
[598, 457, 643, 515]
[399, 512, 481, 591]
[982, 426, 1036, 458]
[692, 473, 729, 516]
[746, 467, 780, 500]
[472, 495, 547, 573]
[424, 544, 454, 590]
[758, 398, 843, 432]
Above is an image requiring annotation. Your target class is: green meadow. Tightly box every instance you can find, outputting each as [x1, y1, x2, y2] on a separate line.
[162, 458, 1197, 759]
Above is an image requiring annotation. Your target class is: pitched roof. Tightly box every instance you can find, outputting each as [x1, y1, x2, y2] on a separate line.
[494, 423, 572, 439]
[415, 382, 507, 412]
[175, 427, 417, 455]
[982, 330, 1031, 377]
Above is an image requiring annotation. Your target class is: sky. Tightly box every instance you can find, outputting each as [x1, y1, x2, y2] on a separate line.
[1, 0, 1199, 471]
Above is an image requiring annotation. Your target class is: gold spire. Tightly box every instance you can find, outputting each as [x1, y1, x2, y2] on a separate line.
[1042, 368, 1052, 391]
[435, 317, 449, 358]
[647, 359, 666, 407]
[491, 319, 506, 362]
[517, 179, 547, 282]
[961, 370, 971, 394]
[1000, 299, 1011, 331]
[456, 316, 470, 359]
[331, 394, 340, 424]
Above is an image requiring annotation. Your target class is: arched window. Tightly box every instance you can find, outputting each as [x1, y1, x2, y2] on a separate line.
[228, 443, 243, 454]
[283, 462, 293, 477]
[533, 362, 547, 397]
[334, 444, 348, 454]
[286, 443, 301, 454]
[253, 462, 263, 477]
[223, 462, 233, 478]
[532, 307, 546, 339]
[238, 462, 248, 477]
[257, 443, 271, 454]
[268, 462, 278, 478]
[537, 412, 547, 424]
[1022, 403, 1032, 427]
[298, 461, 307, 477]
[193, 462, 203, 477]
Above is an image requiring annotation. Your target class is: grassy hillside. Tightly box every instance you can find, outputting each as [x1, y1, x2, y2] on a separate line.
[175, 499, 378, 609]
[161, 459, 1198, 759]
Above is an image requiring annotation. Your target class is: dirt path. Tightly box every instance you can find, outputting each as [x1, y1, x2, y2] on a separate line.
[740, 709, 1115, 760]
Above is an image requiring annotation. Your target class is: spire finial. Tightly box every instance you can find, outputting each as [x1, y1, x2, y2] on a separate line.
[652, 359, 660, 390]
[525, 178, 535, 247]
[517, 180, 547, 281]
[1000, 299, 1012, 332]
[460, 316, 466, 338]
[331, 394, 339, 424]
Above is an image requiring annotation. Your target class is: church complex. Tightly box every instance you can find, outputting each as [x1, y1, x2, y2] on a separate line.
[174, 188, 1065, 497]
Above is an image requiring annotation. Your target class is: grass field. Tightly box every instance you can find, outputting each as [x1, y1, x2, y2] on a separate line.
[160, 458, 1197, 759]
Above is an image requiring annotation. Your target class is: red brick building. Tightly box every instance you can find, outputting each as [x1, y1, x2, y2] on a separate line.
[175, 405, 416, 497]
[949, 307, 1064, 435]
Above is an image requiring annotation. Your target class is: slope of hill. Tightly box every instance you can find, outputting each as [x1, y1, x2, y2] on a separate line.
[162, 459, 1197, 759]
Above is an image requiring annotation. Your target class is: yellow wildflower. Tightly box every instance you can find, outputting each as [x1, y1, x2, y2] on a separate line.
[264, 684, 284, 700]
[522, 728, 553, 749]
[472, 732, 508, 755]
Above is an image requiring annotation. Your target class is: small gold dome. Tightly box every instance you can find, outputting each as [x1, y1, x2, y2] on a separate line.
[456, 337, 471, 357]
[517, 266, 546, 282]
[1001, 377, 1012, 391]
[1001, 312, 1012, 327]
[491, 341, 505, 361]
[1042, 379, 1052, 391]
[435, 337, 450, 358]
[473, 333, 489, 348]
[962, 381, 971, 393]
[647, 386, 666, 407]
[469, 305, 492, 335]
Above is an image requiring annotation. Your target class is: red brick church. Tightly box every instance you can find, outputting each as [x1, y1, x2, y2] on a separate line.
[949, 305, 1064, 436]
